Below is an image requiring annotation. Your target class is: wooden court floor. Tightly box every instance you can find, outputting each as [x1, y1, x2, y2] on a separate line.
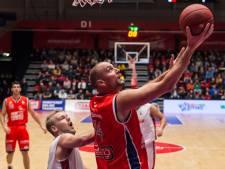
[0, 112, 225, 169]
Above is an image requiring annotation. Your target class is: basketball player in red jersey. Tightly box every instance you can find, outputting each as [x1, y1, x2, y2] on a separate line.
[89, 23, 213, 169]
[0, 81, 46, 169]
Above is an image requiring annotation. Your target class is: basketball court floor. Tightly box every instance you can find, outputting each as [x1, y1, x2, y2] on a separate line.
[0, 112, 225, 169]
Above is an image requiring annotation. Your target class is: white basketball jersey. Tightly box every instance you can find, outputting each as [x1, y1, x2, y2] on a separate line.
[47, 135, 84, 169]
[137, 103, 156, 144]
[137, 103, 156, 169]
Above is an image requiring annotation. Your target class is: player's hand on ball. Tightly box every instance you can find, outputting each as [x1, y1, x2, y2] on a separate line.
[186, 23, 214, 52]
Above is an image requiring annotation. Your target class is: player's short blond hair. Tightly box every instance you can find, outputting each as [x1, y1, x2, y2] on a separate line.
[45, 111, 61, 136]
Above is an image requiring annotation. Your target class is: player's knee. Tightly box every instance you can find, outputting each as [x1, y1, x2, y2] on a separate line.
[21, 150, 29, 156]
[6, 151, 14, 156]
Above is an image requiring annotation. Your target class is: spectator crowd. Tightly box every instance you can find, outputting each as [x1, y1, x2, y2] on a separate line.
[148, 50, 225, 100]
[0, 49, 224, 102]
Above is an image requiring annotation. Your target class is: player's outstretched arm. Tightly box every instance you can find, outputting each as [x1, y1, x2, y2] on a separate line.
[116, 23, 214, 122]
[0, 100, 10, 134]
[129, 56, 138, 88]
[186, 23, 214, 53]
[58, 132, 95, 149]
[28, 100, 47, 133]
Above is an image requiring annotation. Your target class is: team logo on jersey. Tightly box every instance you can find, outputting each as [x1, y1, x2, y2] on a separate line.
[8, 102, 14, 109]
[95, 146, 114, 160]
[22, 100, 25, 105]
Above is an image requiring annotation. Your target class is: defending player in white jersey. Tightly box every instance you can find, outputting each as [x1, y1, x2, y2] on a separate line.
[137, 103, 166, 169]
[129, 56, 167, 169]
[46, 111, 94, 169]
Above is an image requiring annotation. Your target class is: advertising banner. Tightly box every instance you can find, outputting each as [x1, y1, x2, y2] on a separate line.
[33, 32, 94, 49]
[41, 100, 65, 111]
[164, 100, 225, 114]
[65, 100, 90, 113]
[30, 99, 41, 110]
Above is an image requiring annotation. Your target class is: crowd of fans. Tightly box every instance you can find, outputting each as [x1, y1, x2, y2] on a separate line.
[0, 78, 11, 105]
[148, 50, 225, 100]
[33, 49, 224, 100]
[0, 49, 224, 102]
[33, 49, 114, 100]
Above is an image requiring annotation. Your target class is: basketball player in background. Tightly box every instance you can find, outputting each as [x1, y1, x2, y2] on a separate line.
[46, 111, 94, 169]
[0, 81, 46, 169]
[129, 56, 167, 169]
[89, 23, 213, 169]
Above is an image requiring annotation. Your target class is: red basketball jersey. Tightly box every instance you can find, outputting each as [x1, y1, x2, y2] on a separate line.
[5, 96, 29, 126]
[90, 93, 153, 169]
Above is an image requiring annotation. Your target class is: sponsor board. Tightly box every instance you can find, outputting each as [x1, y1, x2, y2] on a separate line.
[164, 100, 225, 114]
[30, 100, 41, 110]
[41, 100, 65, 111]
[65, 100, 90, 113]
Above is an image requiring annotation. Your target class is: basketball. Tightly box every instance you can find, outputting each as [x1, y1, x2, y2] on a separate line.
[179, 4, 214, 35]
